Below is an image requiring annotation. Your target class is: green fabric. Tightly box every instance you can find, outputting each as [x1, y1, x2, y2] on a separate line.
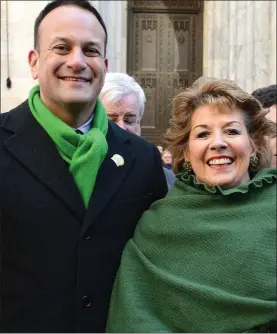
[28, 85, 108, 208]
[107, 168, 277, 333]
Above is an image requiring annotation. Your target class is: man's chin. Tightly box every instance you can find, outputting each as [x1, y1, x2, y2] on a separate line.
[60, 95, 95, 106]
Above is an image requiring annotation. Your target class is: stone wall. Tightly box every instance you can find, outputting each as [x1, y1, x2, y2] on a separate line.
[0, 0, 127, 112]
[1, 1, 49, 112]
[1, 0, 276, 112]
[92, 1, 127, 73]
[203, 0, 276, 93]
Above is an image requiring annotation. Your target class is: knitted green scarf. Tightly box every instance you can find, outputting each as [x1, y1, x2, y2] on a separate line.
[107, 168, 277, 333]
[28, 85, 108, 208]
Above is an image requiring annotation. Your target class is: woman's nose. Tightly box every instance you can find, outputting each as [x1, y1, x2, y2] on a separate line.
[209, 134, 228, 151]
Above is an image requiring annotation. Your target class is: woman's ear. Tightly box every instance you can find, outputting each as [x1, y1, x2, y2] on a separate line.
[249, 137, 257, 156]
[28, 50, 39, 80]
[184, 149, 190, 162]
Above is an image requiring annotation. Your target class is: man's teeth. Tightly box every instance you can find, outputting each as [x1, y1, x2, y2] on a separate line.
[208, 158, 233, 165]
[63, 77, 87, 82]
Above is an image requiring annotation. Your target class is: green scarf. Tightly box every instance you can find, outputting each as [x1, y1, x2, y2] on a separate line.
[107, 168, 277, 333]
[28, 85, 108, 208]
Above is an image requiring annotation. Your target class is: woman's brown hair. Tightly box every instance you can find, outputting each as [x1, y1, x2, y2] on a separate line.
[164, 77, 276, 174]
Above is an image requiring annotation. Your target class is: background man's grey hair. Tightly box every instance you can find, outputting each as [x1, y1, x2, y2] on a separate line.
[100, 73, 146, 119]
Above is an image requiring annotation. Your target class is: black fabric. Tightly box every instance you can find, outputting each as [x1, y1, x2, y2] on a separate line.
[247, 320, 277, 333]
[162, 161, 173, 170]
[256, 320, 277, 332]
[0, 100, 167, 333]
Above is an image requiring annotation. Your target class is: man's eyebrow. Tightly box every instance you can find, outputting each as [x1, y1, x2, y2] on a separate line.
[107, 112, 118, 115]
[49, 37, 101, 49]
[193, 121, 241, 131]
[49, 37, 71, 47]
[86, 41, 101, 49]
[124, 112, 137, 116]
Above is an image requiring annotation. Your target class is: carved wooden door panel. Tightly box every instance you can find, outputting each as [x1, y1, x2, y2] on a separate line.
[127, 1, 203, 145]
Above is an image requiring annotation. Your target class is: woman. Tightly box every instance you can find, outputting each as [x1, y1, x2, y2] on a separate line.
[107, 77, 276, 333]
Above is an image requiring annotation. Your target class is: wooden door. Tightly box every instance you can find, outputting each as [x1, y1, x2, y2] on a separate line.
[127, 0, 203, 145]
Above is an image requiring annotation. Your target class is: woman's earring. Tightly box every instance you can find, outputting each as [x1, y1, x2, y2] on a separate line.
[250, 155, 258, 167]
[183, 160, 192, 173]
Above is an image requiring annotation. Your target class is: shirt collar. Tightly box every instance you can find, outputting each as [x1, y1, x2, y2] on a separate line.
[74, 114, 94, 134]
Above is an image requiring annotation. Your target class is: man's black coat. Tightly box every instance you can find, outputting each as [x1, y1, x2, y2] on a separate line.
[0, 101, 167, 332]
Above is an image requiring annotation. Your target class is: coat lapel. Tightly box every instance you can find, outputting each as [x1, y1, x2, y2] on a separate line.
[83, 122, 135, 231]
[2, 101, 86, 221]
[2, 103, 136, 226]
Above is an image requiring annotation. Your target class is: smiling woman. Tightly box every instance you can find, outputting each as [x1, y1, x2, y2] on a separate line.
[183, 105, 256, 189]
[107, 77, 277, 333]
[166, 77, 276, 178]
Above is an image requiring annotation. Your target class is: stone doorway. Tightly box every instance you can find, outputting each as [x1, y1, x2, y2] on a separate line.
[127, 0, 203, 145]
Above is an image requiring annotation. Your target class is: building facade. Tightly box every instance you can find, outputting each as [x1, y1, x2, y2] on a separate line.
[1, 0, 276, 141]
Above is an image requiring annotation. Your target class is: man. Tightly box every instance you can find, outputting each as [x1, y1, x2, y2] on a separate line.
[0, 1, 167, 332]
[100, 72, 145, 136]
[252, 84, 276, 167]
[162, 149, 173, 170]
[100, 72, 176, 190]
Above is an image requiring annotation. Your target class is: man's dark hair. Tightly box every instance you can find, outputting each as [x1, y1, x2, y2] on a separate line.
[34, 0, 108, 55]
[252, 84, 277, 108]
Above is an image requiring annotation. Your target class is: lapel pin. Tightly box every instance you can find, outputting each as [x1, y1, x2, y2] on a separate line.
[111, 154, 124, 167]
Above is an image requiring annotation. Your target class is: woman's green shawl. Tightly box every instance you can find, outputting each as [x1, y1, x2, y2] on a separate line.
[107, 168, 276, 333]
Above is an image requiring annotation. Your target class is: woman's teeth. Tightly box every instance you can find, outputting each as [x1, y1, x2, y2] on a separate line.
[208, 158, 233, 166]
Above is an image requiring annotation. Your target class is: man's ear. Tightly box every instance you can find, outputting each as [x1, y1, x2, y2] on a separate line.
[28, 50, 39, 80]
[104, 58, 108, 72]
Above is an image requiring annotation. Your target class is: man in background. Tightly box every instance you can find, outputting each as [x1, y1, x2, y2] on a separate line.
[162, 149, 173, 170]
[252, 84, 276, 167]
[100, 72, 176, 189]
[100, 72, 145, 136]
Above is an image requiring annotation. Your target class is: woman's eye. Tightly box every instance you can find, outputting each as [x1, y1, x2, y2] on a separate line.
[196, 131, 209, 138]
[226, 128, 241, 135]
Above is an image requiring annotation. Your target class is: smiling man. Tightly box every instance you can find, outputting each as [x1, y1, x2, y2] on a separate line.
[0, 1, 167, 332]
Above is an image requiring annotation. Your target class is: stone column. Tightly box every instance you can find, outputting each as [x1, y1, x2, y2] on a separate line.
[1, 1, 49, 112]
[91, 0, 128, 73]
[203, 0, 276, 93]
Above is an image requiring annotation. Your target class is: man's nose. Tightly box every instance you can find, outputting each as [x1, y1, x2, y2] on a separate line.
[66, 49, 87, 71]
[116, 119, 127, 130]
[209, 133, 228, 150]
